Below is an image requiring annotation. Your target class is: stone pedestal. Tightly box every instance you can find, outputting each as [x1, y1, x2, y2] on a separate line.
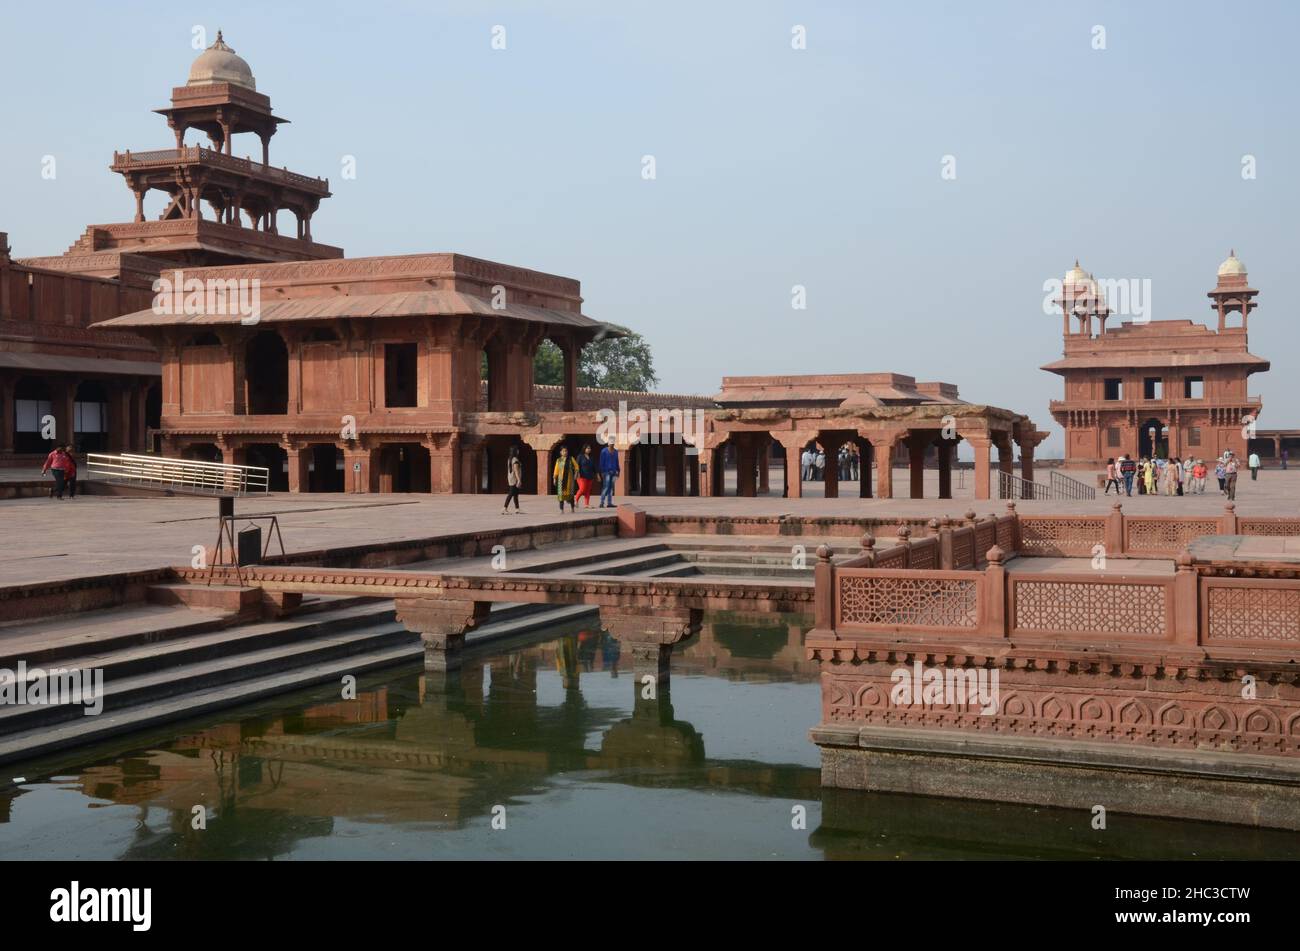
[395, 597, 492, 671]
[602, 606, 702, 687]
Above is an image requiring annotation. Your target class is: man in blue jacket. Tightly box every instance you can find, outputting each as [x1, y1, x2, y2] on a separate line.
[598, 442, 620, 508]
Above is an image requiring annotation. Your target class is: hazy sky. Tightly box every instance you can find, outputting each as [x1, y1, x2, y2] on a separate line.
[2, 1, 1295, 456]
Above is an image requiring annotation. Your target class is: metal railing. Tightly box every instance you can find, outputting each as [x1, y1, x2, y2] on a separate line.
[1050, 470, 1097, 500]
[997, 470, 1096, 501]
[86, 453, 270, 495]
[998, 471, 1051, 500]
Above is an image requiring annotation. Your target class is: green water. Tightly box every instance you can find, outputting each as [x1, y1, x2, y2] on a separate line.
[2, 617, 1298, 860]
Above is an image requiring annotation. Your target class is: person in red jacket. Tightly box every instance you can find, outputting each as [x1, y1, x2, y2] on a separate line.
[41, 445, 71, 499]
[62, 445, 78, 499]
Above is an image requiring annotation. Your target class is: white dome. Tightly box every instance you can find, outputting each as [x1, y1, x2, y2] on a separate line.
[1064, 260, 1088, 284]
[187, 32, 256, 90]
[1217, 250, 1246, 277]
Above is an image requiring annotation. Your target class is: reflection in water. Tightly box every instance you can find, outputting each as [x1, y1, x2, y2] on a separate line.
[2, 612, 1298, 860]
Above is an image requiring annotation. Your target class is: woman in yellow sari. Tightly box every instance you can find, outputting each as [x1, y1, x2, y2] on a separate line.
[553, 446, 578, 513]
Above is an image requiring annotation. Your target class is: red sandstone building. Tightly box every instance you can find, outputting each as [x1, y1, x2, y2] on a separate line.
[1, 33, 344, 468]
[1044, 255, 1270, 467]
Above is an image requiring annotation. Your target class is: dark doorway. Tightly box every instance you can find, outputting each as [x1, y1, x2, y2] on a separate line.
[244, 443, 289, 491]
[378, 443, 430, 492]
[1138, 418, 1168, 460]
[246, 332, 289, 415]
[307, 443, 344, 492]
[385, 343, 418, 407]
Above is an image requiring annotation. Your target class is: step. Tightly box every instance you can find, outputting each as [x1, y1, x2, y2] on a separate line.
[574, 551, 684, 577]
[0, 620, 414, 735]
[0, 601, 399, 703]
[0, 603, 234, 669]
[147, 582, 261, 614]
[499, 541, 669, 574]
[0, 641, 422, 767]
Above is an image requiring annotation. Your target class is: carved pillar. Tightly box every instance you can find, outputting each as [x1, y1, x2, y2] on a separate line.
[784, 439, 804, 499]
[602, 607, 702, 687]
[756, 435, 770, 493]
[870, 432, 901, 499]
[283, 440, 308, 493]
[735, 434, 757, 497]
[395, 598, 492, 672]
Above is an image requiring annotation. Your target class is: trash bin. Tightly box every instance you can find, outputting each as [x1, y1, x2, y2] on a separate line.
[237, 526, 262, 566]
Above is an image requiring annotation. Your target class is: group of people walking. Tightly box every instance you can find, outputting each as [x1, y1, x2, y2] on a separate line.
[1104, 450, 1257, 501]
[40, 445, 79, 499]
[502, 442, 622, 515]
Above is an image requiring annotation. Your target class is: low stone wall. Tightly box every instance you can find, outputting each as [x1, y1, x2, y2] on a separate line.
[0, 568, 173, 624]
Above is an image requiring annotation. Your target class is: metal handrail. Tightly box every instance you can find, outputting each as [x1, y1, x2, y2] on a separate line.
[1050, 469, 1097, 500]
[86, 453, 269, 495]
[998, 470, 1051, 500]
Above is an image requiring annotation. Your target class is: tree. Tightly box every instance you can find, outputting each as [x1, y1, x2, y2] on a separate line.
[532, 329, 658, 392]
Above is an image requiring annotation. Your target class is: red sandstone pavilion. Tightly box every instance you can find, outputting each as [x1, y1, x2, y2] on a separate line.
[1045, 255, 1271, 466]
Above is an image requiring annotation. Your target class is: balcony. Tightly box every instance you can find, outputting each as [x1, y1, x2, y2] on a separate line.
[112, 147, 330, 197]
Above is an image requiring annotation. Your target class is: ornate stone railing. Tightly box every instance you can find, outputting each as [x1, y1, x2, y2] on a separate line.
[112, 147, 330, 193]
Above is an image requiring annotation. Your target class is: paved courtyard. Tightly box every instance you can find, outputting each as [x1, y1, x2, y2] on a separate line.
[1, 466, 1296, 587]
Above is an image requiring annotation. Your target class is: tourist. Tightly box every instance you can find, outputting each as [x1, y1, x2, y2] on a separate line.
[1142, 457, 1156, 495]
[815, 449, 825, 480]
[598, 440, 620, 508]
[1164, 456, 1181, 496]
[41, 444, 72, 500]
[62, 445, 78, 499]
[1224, 452, 1240, 501]
[575, 444, 597, 508]
[1192, 458, 1207, 494]
[553, 446, 578, 513]
[800, 447, 813, 481]
[1283, 448, 1289, 471]
[1104, 458, 1120, 495]
[501, 446, 523, 514]
[1118, 454, 1136, 496]
[850, 446, 860, 481]
[1249, 450, 1261, 481]
[1182, 456, 1195, 491]
[1215, 457, 1227, 494]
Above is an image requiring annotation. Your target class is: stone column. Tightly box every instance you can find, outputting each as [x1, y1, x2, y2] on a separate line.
[968, 436, 992, 500]
[343, 444, 376, 493]
[936, 438, 954, 500]
[735, 435, 757, 497]
[870, 433, 900, 498]
[663, 442, 685, 496]
[821, 434, 844, 499]
[1019, 442, 1035, 487]
[283, 441, 308, 493]
[0, 374, 14, 454]
[784, 441, 803, 499]
[907, 435, 926, 499]
[395, 597, 492, 672]
[602, 606, 702, 687]
[55, 379, 76, 449]
[687, 450, 700, 496]
[858, 438, 873, 498]
[756, 435, 771, 494]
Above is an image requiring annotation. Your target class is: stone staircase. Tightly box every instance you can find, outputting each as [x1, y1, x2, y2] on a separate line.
[0, 589, 598, 766]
